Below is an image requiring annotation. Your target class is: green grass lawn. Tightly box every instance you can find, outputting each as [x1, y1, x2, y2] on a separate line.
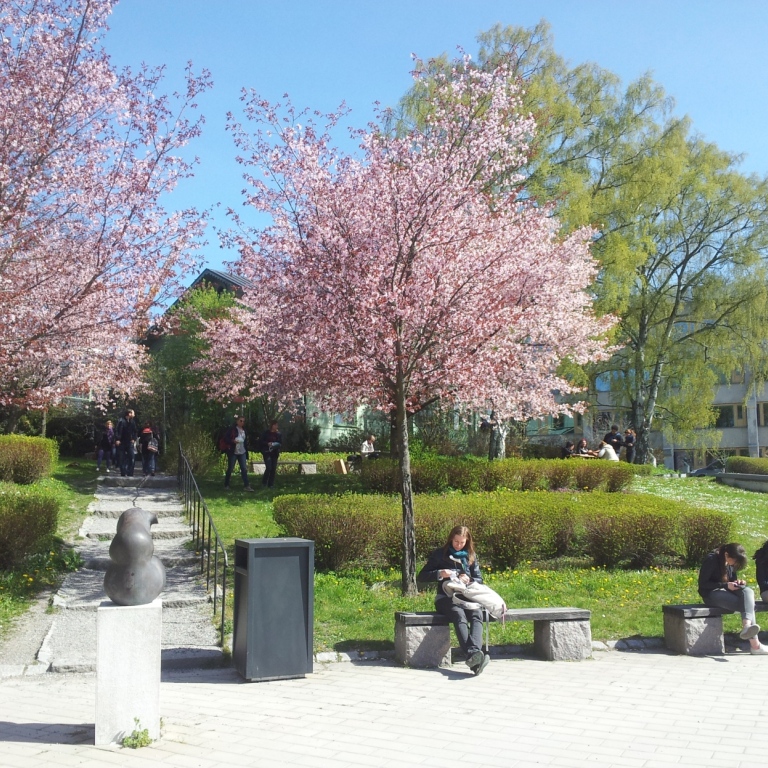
[196, 467, 768, 652]
[0, 459, 95, 635]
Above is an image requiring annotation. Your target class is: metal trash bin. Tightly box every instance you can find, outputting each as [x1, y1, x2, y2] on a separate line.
[233, 537, 314, 682]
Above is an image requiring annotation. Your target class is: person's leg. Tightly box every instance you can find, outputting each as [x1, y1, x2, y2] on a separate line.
[704, 588, 761, 644]
[261, 453, 271, 486]
[97, 448, 104, 472]
[126, 444, 135, 476]
[142, 452, 149, 476]
[267, 454, 278, 487]
[435, 596, 484, 669]
[237, 453, 250, 487]
[224, 453, 236, 488]
[119, 446, 127, 476]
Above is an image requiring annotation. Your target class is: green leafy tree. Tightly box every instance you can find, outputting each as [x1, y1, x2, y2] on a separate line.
[402, 21, 768, 463]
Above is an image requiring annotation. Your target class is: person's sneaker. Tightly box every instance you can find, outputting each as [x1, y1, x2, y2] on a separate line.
[740, 623, 761, 640]
[750, 643, 768, 655]
[466, 650, 484, 670]
[473, 653, 491, 676]
[244, 486, 255, 492]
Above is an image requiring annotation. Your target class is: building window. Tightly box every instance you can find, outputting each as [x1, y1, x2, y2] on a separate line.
[759, 403, 768, 427]
[731, 370, 745, 385]
[715, 406, 735, 429]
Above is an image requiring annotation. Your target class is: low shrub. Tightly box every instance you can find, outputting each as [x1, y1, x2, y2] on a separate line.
[178, 425, 219, 476]
[360, 456, 635, 494]
[0, 482, 60, 568]
[274, 494, 392, 570]
[274, 489, 725, 571]
[0, 435, 58, 484]
[725, 456, 768, 475]
[680, 511, 733, 567]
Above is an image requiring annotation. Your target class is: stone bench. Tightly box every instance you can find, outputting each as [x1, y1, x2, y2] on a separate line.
[251, 461, 317, 475]
[395, 607, 592, 668]
[663, 601, 768, 655]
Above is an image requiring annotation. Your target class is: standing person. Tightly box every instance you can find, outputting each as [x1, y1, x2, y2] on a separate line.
[623, 428, 636, 464]
[259, 421, 282, 489]
[95, 419, 116, 474]
[224, 415, 254, 491]
[115, 409, 138, 477]
[139, 421, 159, 477]
[699, 543, 767, 654]
[603, 424, 624, 454]
[418, 525, 490, 675]
[753, 541, 768, 603]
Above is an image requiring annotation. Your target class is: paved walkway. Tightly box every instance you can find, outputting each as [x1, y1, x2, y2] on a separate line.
[2, 649, 768, 766]
[0, 473, 222, 677]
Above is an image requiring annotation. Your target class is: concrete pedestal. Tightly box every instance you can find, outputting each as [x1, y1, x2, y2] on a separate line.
[394, 613, 452, 668]
[534, 619, 592, 661]
[95, 599, 162, 746]
[663, 612, 724, 655]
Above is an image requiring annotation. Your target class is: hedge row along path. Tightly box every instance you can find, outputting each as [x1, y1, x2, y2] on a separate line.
[0, 473, 222, 677]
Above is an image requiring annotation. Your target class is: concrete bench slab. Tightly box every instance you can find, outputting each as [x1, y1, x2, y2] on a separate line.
[252, 461, 317, 475]
[663, 601, 768, 655]
[395, 607, 591, 668]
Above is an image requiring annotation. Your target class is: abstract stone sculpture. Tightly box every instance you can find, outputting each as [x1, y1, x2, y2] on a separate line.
[104, 507, 166, 606]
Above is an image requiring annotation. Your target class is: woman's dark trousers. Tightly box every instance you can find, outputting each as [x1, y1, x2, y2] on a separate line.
[225, 452, 249, 488]
[262, 452, 278, 488]
[435, 594, 483, 658]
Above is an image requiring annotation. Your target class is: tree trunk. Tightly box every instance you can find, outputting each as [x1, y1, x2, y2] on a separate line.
[395, 377, 417, 596]
[487, 411, 507, 460]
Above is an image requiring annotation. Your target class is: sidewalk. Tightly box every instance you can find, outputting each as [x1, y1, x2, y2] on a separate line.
[2, 648, 768, 767]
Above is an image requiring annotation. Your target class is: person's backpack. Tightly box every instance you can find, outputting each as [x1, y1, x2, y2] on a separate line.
[442, 579, 507, 621]
[217, 428, 233, 454]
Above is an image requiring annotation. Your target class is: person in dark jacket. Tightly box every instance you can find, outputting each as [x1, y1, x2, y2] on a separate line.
[561, 441, 575, 459]
[699, 543, 766, 654]
[259, 421, 282, 489]
[115, 409, 138, 477]
[603, 425, 624, 454]
[623, 429, 636, 464]
[224, 415, 254, 491]
[418, 525, 490, 675]
[753, 541, 768, 603]
[95, 419, 116, 473]
[138, 421, 159, 477]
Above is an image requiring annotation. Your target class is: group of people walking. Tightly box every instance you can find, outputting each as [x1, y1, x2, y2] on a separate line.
[95, 409, 159, 477]
[222, 416, 282, 491]
[563, 425, 636, 463]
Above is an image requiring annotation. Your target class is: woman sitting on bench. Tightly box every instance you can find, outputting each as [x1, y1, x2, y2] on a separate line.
[699, 543, 767, 654]
[418, 525, 490, 675]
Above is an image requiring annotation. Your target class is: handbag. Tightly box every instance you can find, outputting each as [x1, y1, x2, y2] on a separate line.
[147, 437, 159, 453]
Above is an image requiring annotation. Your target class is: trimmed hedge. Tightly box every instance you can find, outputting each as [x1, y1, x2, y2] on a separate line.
[361, 457, 636, 494]
[725, 456, 768, 475]
[0, 435, 59, 484]
[0, 482, 60, 568]
[273, 490, 730, 572]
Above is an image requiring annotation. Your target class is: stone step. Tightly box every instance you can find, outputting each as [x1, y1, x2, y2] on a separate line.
[100, 475, 177, 489]
[88, 501, 185, 519]
[79, 517, 190, 540]
[53, 564, 209, 611]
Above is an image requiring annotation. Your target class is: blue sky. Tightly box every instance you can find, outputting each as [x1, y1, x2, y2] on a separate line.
[104, 0, 768, 278]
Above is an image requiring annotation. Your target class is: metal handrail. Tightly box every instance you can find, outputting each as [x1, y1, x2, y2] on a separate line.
[177, 443, 228, 642]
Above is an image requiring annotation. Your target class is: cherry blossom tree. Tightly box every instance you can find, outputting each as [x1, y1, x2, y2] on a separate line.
[0, 0, 211, 411]
[202, 55, 612, 594]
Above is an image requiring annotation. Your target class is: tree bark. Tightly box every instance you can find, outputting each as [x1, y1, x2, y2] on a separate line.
[487, 411, 508, 460]
[395, 373, 417, 596]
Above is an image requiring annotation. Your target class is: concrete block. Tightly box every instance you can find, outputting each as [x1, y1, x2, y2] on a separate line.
[299, 463, 317, 474]
[663, 612, 724, 655]
[394, 622, 451, 668]
[534, 619, 592, 661]
[95, 599, 162, 746]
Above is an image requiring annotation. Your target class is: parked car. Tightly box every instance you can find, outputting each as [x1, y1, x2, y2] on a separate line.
[689, 459, 725, 477]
